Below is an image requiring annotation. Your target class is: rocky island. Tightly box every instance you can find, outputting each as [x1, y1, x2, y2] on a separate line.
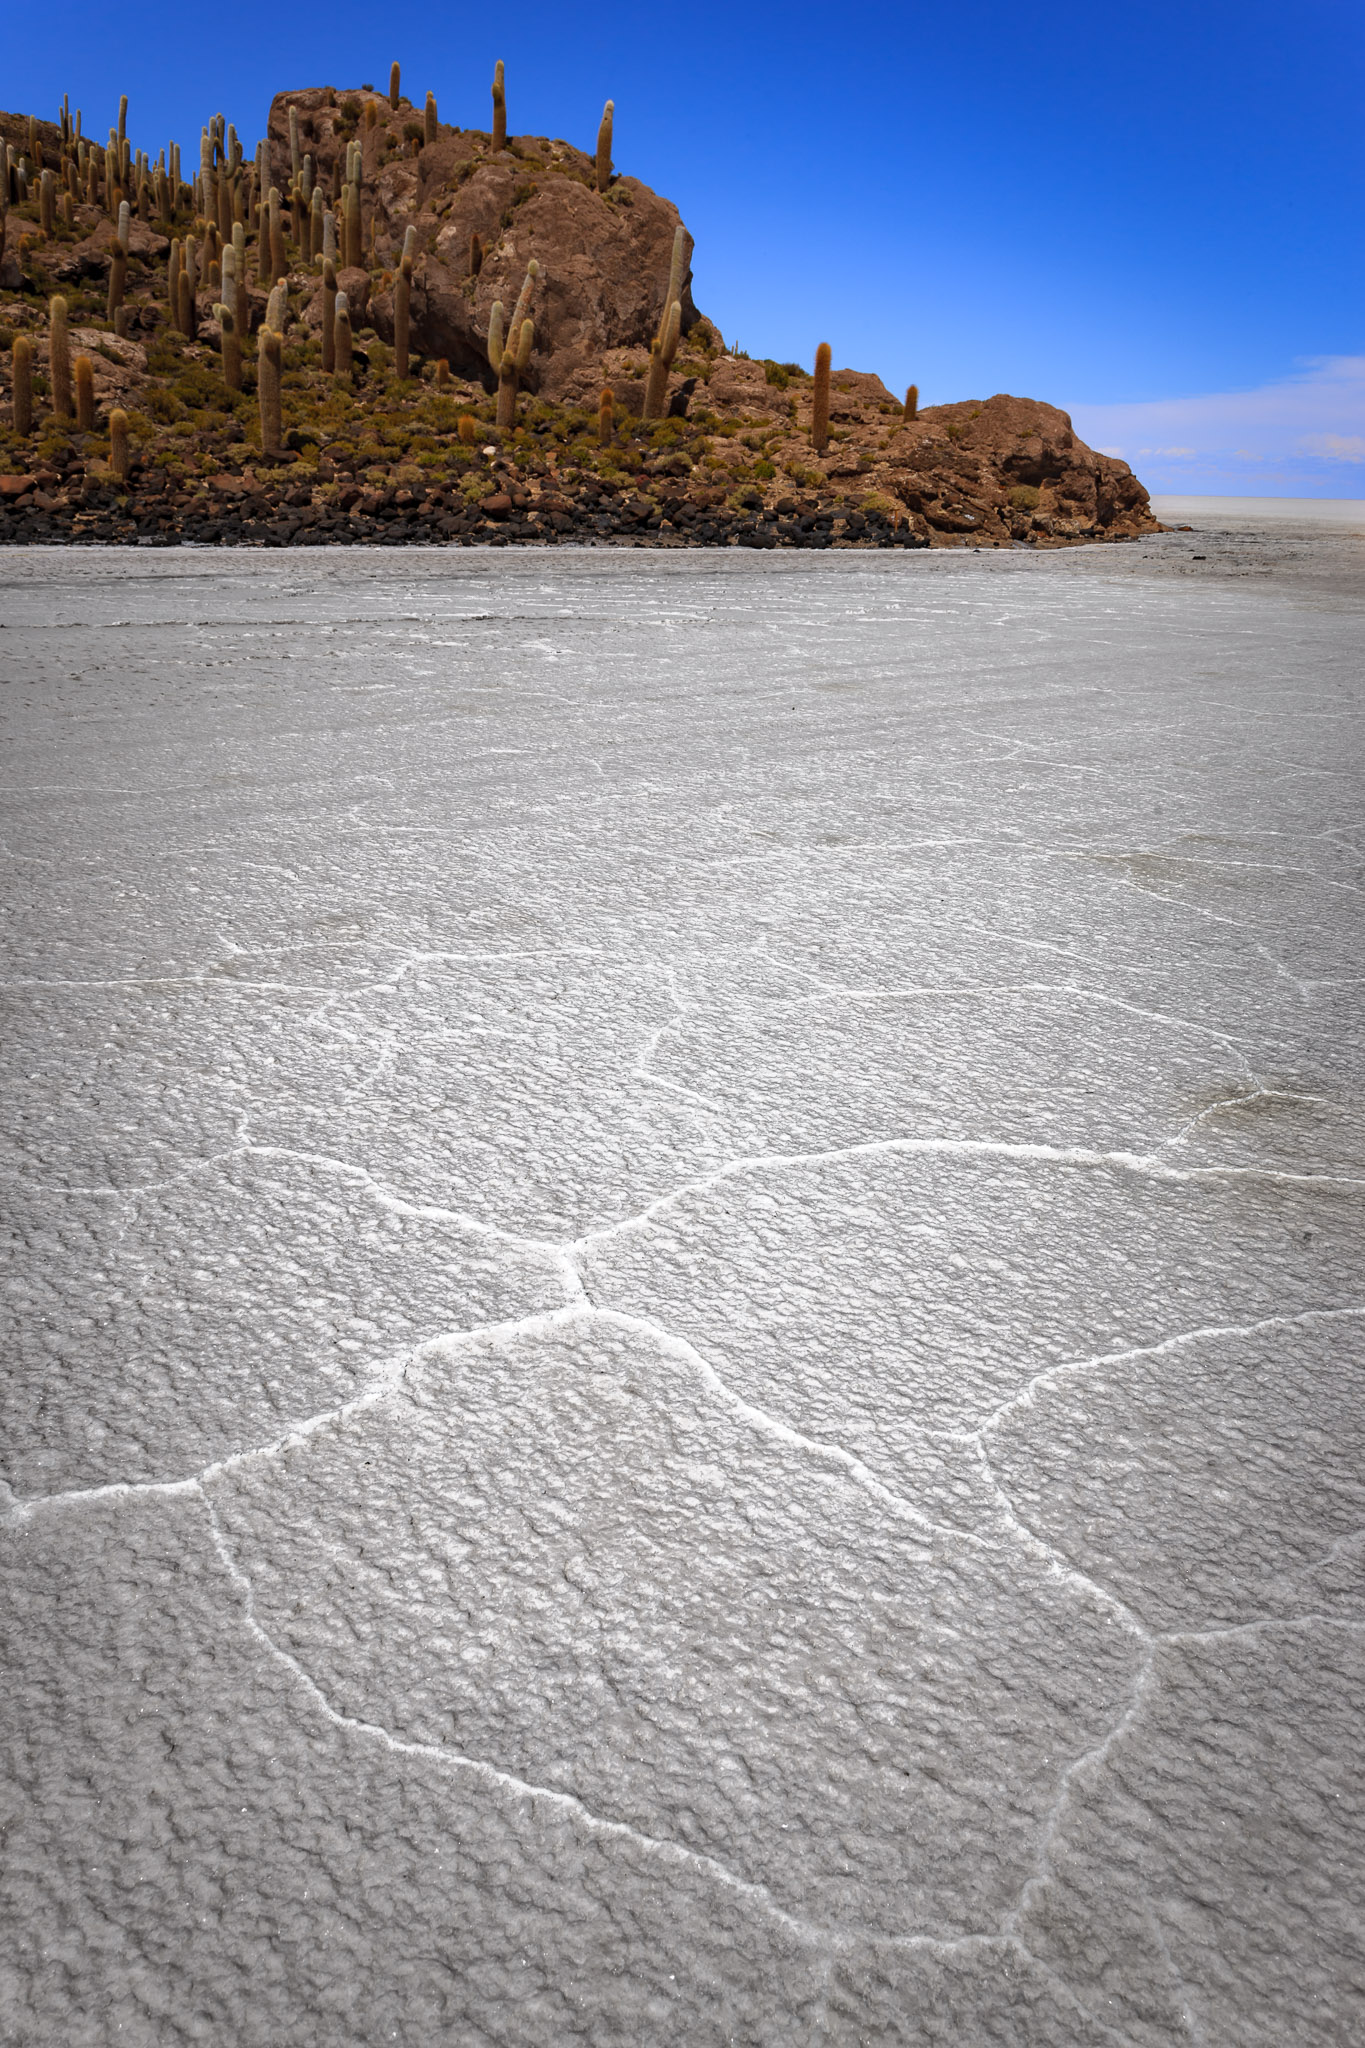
[0, 71, 1158, 548]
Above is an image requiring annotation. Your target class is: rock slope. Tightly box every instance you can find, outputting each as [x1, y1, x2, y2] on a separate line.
[0, 86, 1158, 547]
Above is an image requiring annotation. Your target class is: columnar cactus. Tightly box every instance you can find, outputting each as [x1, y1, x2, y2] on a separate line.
[642, 299, 681, 421]
[177, 263, 194, 340]
[74, 352, 95, 430]
[232, 222, 247, 320]
[811, 341, 831, 451]
[491, 61, 506, 151]
[321, 256, 338, 373]
[12, 335, 33, 436]
[598, 385, 613, 446]
[49, 295, 72, 420]
[216, 303, 241, 391]
[107, 242, 127, 324]
[169, 237, 182, 323]
[390, 63, 401, 111]
[395, 225, 416, 378]
[424, 92, 438, 146]
[39, 167, 55, 235]
[334, 289, 353, 381]
[496, 319, 533, 428]
[486, 302, 505, 376]
[268, 187, 286, 287]
[309, 186, 323, 261]
[109, 405, 130, 479]
[595, 101, 613, 192]
[344, 181, 361, 270]
[257, 327, 283, 454]
[468, 231, 483, 277]
[289, 104, 301, 185]
[903, 384, 918, 421]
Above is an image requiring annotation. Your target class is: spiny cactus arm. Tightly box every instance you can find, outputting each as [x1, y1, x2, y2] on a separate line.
[486, 302, 505, 374]
[514, 318, 534, 372]
[390, 63, 401, 110]
[597, 385, 613, 446]
[424, 92, 438, 146]
[663, 224, 693, 319]
[508, 257, 539, 336]
[400, 224, 417, 275]
[595, 101, 613, 193]
[903, 383, 918, 421]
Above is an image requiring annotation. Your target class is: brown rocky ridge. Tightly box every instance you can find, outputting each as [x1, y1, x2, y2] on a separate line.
[0, 77, 1158, 549]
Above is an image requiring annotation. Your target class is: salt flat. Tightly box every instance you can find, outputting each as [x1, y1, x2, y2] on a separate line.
[2, 525, 1362, 2046]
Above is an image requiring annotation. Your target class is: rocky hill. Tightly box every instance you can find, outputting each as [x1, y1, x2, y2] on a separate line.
[0, 80, 1158, 548]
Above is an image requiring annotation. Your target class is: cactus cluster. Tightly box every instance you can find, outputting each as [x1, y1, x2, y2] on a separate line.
[0, 59, 741, 476]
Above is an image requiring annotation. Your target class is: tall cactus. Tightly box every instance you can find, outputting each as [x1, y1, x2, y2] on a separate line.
[309, 185, 323, 261]
[468, 230, 483, 277]
[216, 303, 241, 391]
[232, 222, 247, 324]
[109, 405, 130, 479]
[39, 167, 55, 235]
[598, 385, 613, 447]
[74, 352, 95, 430]
[49, 295, 72, 420]
[394, 225, 415, 378]
[12, 335, 33, 436]
[424, 92, 438, 146]
[811, 341, 831, 451]
[343, 180, 361, 270]
[486, 302, 505, 377]
[257, 327, 283, 454]
[268, 186, 286, 287]
[642, 298, 681, 421]
[321, 256, 337, 373]
[107, 241, 127, 324]
[903, 383, 918, 422]
[334, 289, 353, 382]
[491, 60, 506, 150]
[595, 101, 613, 193]
[288, 104, 301, 186]
[389, 63, 401, 111]
[496, 318, 533, 428]
[168, 237, 182, 324]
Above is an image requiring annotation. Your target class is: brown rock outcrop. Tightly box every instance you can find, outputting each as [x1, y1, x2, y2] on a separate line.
[266, 87, 697, 395]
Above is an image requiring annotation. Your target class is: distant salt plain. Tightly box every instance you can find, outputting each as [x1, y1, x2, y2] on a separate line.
[2, 524, 1362, 2046]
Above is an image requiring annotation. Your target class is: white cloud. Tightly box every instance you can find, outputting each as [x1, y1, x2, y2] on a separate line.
[1298, 433, 1365, 462]
[1070, 356, 1365, 496]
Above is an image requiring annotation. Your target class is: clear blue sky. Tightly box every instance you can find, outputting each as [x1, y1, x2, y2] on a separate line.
[11, 2, 1364, 490]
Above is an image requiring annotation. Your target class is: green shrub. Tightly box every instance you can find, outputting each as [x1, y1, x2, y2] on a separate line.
[1009, 484, 1040, 510]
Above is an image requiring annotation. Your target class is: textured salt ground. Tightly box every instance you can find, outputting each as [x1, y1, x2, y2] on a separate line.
[1, 527, 1362, 2046]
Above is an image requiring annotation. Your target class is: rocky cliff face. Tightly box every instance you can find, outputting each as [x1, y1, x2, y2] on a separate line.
[266, 88, 697, 398]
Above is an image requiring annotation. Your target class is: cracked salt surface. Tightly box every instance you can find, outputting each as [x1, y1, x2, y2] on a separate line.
[2, 525, 1362, 2044]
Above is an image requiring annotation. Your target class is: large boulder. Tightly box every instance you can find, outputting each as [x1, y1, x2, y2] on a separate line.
[265, 88, 699, 396]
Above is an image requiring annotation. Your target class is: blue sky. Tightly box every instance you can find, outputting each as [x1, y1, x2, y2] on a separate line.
[11, 2, 1364, 493]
